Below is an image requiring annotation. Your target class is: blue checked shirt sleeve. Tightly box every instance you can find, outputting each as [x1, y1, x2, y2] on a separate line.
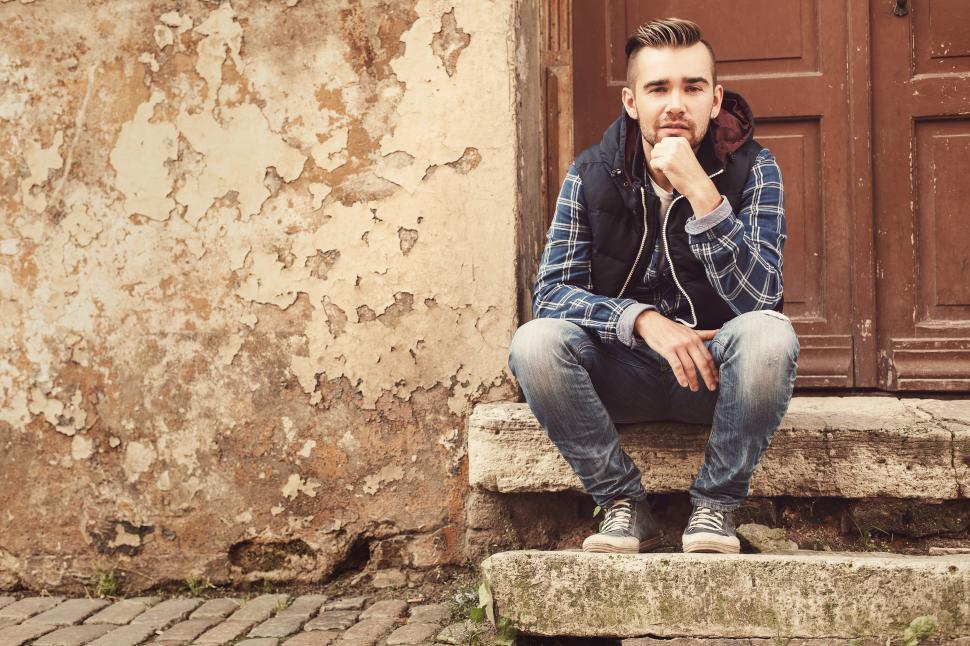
[684, 147, 786, 314]
[532, 163, 644, 345]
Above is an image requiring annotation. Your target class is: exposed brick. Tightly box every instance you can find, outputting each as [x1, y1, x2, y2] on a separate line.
[85, 598, 159, 625]
[32, 623, 113, 646]
[30, 599, 109, 625]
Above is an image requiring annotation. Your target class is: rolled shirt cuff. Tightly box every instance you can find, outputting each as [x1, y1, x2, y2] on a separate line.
[684, 195, 732, 235]
[617, 303, 656, 347]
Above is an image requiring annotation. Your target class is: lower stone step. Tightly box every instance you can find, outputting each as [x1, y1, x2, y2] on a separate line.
[481, 549, 970, 640]
[469, 397, 970, 498]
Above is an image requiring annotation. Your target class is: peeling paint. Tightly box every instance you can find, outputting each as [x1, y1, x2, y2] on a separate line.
[0, 0, 521, 592]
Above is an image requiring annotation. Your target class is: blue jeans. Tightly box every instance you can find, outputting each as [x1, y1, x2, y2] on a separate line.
[507, 310, 800, 512]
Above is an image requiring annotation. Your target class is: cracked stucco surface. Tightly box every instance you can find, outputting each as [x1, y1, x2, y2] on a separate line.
[0, 0, 520, 591]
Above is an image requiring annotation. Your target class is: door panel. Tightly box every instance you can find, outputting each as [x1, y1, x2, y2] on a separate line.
[872, 0, 970, 390]
[572, 0, 857, 387]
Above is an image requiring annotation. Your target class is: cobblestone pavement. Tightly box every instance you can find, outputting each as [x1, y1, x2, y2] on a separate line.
[0, 592, 479, 646]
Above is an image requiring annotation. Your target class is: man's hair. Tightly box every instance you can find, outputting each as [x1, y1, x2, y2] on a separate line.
[625, 18, 717, 89]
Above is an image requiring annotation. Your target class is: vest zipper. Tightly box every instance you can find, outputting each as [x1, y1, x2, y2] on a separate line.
[616, 185, 649, 299]
[664, 168, 725, 328]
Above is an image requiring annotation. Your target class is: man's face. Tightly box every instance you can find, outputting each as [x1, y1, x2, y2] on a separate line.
[621, 43, 723, 151]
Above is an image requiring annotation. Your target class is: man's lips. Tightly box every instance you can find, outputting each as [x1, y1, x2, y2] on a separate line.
[659, 123, 690, 130]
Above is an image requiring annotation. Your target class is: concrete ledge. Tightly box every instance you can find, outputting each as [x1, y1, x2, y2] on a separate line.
[468, 397, 970, 498]
[480, 549, 970, 639]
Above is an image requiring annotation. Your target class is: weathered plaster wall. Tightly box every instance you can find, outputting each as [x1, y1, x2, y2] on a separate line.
[0, 0, 524, 592]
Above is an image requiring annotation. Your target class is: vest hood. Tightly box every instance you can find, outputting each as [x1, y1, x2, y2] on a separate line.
[613, 89, 756, 182]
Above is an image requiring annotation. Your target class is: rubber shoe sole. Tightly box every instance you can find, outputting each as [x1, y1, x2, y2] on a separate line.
[682, 533, 740, 554]
[582, 533, 663, 554]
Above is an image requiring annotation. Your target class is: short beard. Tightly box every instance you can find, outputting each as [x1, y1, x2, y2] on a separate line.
[639, 118, 706, 150]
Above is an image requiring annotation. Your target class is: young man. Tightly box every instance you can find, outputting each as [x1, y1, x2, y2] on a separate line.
[508, 18, 799, 554]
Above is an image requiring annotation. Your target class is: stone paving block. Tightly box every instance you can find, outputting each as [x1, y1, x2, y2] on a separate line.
[130, 598, 203, 629]
[86, 623, 158, 646]
[406, 603, 452, 625]
[193, 618, 256, 644]
[0, 621, 58, 645]
[30, 598, 109, 625]
[321, 596, 367, 611]
[32, 623, 114, 645]
[0, 596, 15, 610]
[236, 639, 279, 646]
[482, 549, 970, 639]
[282, 631, 339, 645]
[85, 597, 159, 625]
[303, 610, 359, 631]
[358, 599, 407, 620]
[190, 597, 241, 619]
[150, 616, 219, 642]
[229, 594, 289, 622]
[434, 620, 475, 645]
[385, 622, 439, 645]
[0, 596, 65, 620]
[336, 616, 397, 645]
[277, 594, 328, 618]
[249, 615, 307, 638]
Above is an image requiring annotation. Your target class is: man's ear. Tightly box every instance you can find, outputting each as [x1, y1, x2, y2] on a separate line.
[621, 86, 638, 120]
[710, 83, 724, 120]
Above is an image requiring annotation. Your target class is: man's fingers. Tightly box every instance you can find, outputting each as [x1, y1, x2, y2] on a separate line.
[687, 341, 718, 391]
[674, 348, 700, 391]
[664, 351, 689, 389]
[695, 329, 718, 341]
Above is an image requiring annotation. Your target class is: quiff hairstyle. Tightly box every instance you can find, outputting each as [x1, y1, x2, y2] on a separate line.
[625, 18, 717, 89]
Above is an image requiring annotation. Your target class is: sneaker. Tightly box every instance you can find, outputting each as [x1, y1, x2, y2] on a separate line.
[681, 505, 741, 553]
[582, 497, 663, 553]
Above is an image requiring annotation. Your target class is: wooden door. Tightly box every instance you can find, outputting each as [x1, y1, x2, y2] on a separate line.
[871, 0, 970, 390]
[569, 0, 864, 388]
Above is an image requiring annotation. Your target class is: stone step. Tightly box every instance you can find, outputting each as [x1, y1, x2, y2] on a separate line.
[468, 397, 970, 499]
[480, 549, 970, 640]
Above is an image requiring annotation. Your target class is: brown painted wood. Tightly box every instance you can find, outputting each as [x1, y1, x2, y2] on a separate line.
[871, 0, 970, 390]
[541, 0, 574, 230]
[570, 0, 859, 388]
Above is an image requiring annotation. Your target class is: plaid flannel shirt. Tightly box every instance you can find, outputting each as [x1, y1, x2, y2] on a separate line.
[532, 147, 786, 346]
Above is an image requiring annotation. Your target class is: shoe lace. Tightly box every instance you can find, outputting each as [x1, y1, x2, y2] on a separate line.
[600, 499, 633, 533]
[688, 506, 725, 531]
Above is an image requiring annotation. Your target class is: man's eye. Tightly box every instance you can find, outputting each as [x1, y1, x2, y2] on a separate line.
[650, 87, 666, 93]
[687, 86, 702, 93]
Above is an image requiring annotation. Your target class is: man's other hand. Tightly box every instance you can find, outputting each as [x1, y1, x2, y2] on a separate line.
[634, 309, 719, 392]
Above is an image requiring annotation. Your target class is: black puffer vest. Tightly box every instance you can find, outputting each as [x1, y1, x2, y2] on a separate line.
[574, 90, 782, 329]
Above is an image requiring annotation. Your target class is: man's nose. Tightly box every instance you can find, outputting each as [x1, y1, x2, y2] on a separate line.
[666, 89, 686, 114]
